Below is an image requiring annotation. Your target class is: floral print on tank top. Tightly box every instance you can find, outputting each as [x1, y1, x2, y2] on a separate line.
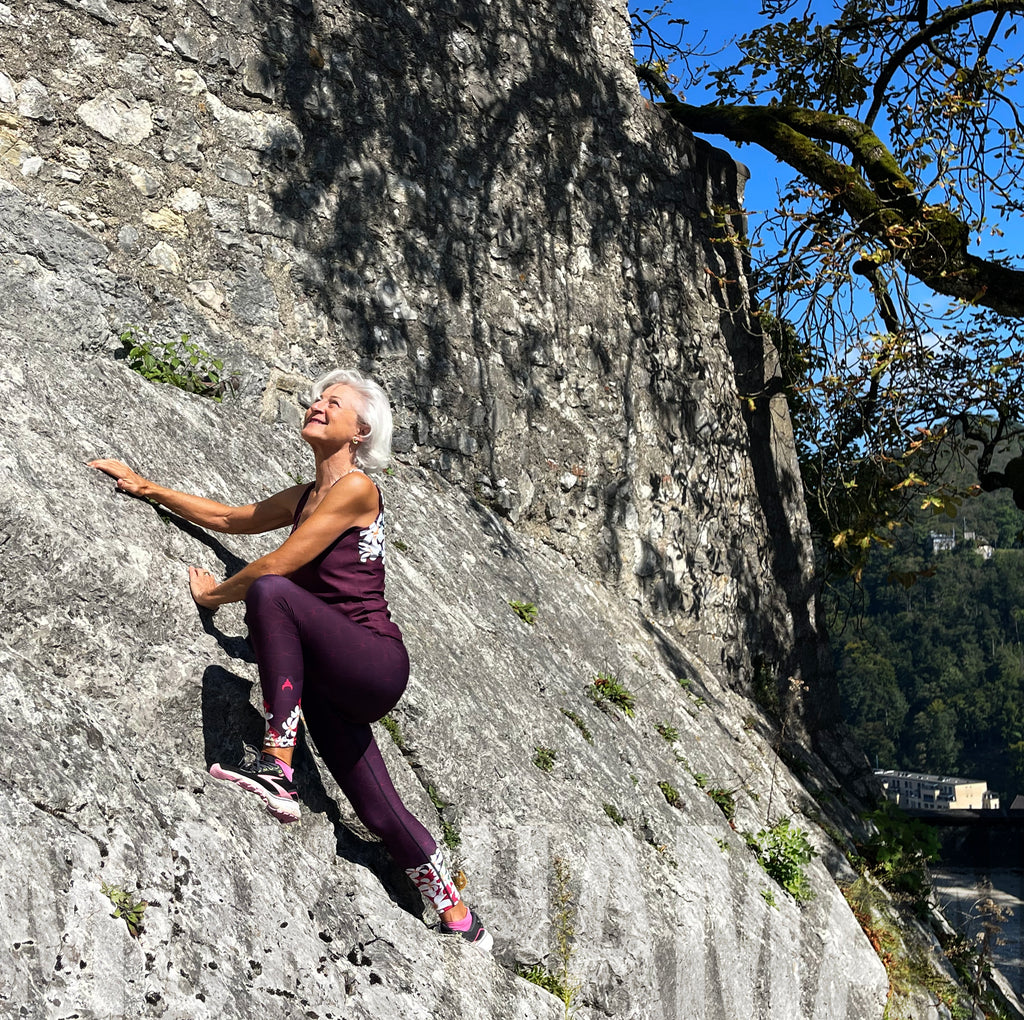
[358, 512, 386, 563]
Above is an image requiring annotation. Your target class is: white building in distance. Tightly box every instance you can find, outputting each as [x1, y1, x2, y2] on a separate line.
[875, 769, 999, 811]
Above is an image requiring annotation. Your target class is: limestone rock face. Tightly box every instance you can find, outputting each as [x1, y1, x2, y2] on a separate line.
[1, 1, 884, 1019]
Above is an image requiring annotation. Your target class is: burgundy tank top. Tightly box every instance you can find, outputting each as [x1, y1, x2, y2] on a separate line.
[287, 481, 403, 642]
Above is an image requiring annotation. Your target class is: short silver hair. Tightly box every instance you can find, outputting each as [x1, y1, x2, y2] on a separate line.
[310, 368, 393, 473]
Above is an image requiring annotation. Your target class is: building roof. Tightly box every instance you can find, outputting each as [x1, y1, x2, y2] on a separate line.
[873, 768, 986, 786]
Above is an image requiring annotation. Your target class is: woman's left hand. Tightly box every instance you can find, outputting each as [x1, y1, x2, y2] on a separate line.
[188, 566, 221, 609]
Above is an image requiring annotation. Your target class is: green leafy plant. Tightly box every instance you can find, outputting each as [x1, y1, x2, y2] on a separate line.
[603, 802, 626, 826]
[518, 964, 576, 1005]
[745, 818, 817, 902]
[658, 780, 682, 809]
[561, 708, 593, 744]
[509, 600, 538, 625]
[586, 672, 635, 718]
[707, 787, 736, 823]
[120, 326, 233, 400]
[101, 881, 147, 938]
[533, 746, 557, 773]
[655, 722, 679, 743]
[761, 888, 777, 909]
[857, 801, 940, 906]
[518, 857, 580, 1018]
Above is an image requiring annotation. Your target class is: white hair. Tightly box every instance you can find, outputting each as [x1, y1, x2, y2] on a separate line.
[310, 368, 393, 473]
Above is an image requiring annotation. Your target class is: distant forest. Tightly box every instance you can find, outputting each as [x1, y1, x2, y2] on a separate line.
[829, 482, 1024, 800]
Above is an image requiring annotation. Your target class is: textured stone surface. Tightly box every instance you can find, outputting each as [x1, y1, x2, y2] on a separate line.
[1, 1, 886, 1018]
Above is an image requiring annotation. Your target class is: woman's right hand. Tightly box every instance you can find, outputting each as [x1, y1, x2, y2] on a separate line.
[88, 459, 151, 498]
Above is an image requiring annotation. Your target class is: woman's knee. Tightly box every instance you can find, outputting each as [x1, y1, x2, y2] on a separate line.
[245, 573, 299, 612]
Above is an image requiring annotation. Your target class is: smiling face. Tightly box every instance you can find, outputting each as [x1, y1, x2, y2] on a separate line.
[301, 384, 368, 453]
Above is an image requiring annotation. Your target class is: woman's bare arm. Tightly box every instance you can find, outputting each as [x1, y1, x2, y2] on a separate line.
[188, 472, 379, 608]
[88, 459, 305, 534]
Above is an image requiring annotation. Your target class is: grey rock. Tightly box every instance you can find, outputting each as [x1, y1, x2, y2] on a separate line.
[79, 0, 118, 25]
[172, 30, 201, 62]
[117, 223, 141, 253]
[170, 186, 203, 213]
[17, 77, 56, 122]
[77, 90, 153, 144]
[207, 34, 243, 69]
[241, 53, 275, 100]
[213, 158, 253, 186]
[146, 239, 182, 273]
[188, 278, 227, 312]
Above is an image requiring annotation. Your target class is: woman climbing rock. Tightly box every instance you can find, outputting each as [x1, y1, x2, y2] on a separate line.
[90, 368, 492, 953]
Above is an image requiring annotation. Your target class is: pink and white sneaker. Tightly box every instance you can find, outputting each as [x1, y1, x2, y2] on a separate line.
[209, 744, 300, 823]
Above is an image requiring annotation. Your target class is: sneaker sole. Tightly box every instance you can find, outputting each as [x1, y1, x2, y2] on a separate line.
[209, 763, 301, 823]
[438, 926, 494, 954]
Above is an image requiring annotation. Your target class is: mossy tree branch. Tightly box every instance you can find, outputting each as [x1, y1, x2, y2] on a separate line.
[635, 72, 1024, 318]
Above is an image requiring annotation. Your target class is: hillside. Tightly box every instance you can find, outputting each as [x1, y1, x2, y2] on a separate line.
[834, 485, 1024, 796]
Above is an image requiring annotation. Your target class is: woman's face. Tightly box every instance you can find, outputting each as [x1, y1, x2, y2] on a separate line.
[301, 384, 366, 450]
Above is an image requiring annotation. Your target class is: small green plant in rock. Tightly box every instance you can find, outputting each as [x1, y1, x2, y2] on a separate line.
[586, 672, 635, 717]
[426, 783, 461, 854]
[658, 780, 683, 809]
[745, 818, 817, 902]
[518, 964, 576, 1004]
[519, 856, 580, 1018]
[392, 539, 409, 553]
[101, 881, 147, 938]
[603, 803, 626, 826]
[761, 888, 777, 908]
[676, 676, 693, 690]
[655, 722, 679, 743]
[707, 787, 736, 823]
[533, 746, 557, 773]
[121, 326, 233, 400]
[381, 714, 405, 750]
[509, 600, 538, 625]
[751, 655, 779, 715]
[561, 708, 593, 744]
[691, 772, 708, 790]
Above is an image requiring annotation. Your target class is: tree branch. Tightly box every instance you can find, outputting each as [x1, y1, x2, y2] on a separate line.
[643, 94, 1024, 317]
[865, 0, 1024, 126]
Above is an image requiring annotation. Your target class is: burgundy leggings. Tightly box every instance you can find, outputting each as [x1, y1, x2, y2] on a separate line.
[245, 574, 437, 869]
